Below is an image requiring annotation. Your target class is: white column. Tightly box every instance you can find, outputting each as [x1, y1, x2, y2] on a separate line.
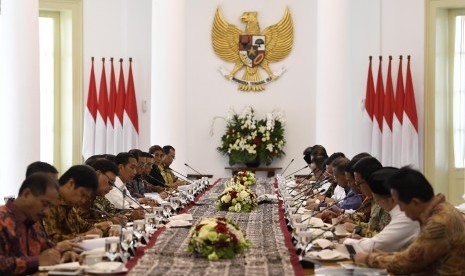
[151, 0, 187, 173]
[0, 0, 40, 199]
[315, 0, 351, 153]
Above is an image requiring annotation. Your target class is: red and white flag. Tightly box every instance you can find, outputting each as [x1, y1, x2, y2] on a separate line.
[82, 57, 98, 160]
[392, 56, 404, 167]
[106, 58, 117, 154]
[114, 59, 125, 154]
[401, 56, 419, 168]
[382, 56, 395, 166]
[371, 56, 384, 161]
[95, 58, 108, 154]
[363, 56, 375, 152]
[123, 58, 139, 151]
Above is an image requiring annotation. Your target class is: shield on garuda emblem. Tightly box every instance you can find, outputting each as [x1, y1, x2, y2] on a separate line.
[239, 35, 266, 68]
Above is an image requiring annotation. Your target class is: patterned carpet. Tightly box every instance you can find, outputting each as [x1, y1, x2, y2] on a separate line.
[128, 179, 302, 276]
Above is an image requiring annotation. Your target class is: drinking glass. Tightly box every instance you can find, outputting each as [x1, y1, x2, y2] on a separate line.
[145, 213, 159, 233]
[170, 196, 181, 211]
[109, 224, 122, 237]
[133, 220, 147, 243]
[160, 202, 172, 218]
[121, 228, 134, 252]
[296, 231, 314, 254]
[153, 206, 164, 220]
[290, 214, 302, 225]
[105, 237, 122, 262]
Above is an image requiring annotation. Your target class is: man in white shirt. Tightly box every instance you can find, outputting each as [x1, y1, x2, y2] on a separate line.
[344, 167, 420, 252]
[105, 152, 156, 209]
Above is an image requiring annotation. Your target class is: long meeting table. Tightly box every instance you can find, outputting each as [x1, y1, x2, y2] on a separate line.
[126, 178, 306, 276]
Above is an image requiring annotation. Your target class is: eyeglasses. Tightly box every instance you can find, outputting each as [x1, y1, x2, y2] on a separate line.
[138, 162, 149, 168]
[101, 173, 116, 186]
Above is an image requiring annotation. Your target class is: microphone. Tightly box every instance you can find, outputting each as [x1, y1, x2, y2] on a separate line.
[145, 174, 168, 188]
[281, 159, 294, 175]
[291, 177, 327, 202]
[300, 193, 352, 223]
[111, 183, 153, 213]
[122, 189, 127, 210]
[284, 165, 308, 179]
[290, 169, 326, 198]
[184, 163, 203, 175]
[170, 168, 194, 184]
[292, 189, 327, 212]
[287, 167, 321, 194]
[299, 227, 335, 260]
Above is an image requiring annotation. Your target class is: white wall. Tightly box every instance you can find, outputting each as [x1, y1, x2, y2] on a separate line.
[184, 0, 319, 178]
[82, 0, 424, 179]
[83, 0, 152, 154]
[0, 0, 41, 200]
[150, 0, 187, 175]
[183, 0, 424, 178]
[0, 0, 426, 201]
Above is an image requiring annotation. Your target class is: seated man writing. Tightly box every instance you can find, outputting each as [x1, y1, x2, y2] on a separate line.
[43, 165, 112, 243]
[0, 173, 79, 275]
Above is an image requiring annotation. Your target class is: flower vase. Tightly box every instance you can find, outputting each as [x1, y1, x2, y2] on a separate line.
[245, 159, 260, 168]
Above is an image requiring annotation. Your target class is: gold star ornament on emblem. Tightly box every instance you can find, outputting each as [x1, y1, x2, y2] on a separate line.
[212, 7, 294, 92]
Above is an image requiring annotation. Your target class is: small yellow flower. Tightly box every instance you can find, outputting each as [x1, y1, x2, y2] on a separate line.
[208, 251, 219, 261]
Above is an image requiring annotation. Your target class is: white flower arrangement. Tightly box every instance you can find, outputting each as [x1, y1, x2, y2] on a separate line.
[217, 106, 286, 166]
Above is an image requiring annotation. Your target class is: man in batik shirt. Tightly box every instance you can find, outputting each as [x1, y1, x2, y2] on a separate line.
[354, 167, 465, 274]
[158, 145, 186, 188]
[0, 173, 78, 275]
[148, 145, 168, 190]
[43, 165, 112, 243]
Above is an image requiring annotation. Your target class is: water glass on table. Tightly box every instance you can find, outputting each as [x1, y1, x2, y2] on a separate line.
[145, 213, 159, 233]
[105, 237, 122, 262]
[109, 224, 122, 237]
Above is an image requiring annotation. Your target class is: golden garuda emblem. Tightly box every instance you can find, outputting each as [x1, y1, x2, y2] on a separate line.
[212, 7, 293, 91]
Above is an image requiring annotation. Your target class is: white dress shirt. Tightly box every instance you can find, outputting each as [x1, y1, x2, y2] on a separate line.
[332, 185, 346, 201]
[344, 205, 420, 252]
[105, 176, 139, 209]
[313, 179, 331, 194]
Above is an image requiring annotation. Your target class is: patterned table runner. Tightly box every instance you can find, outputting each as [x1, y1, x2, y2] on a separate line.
[127, 178, 304, 276]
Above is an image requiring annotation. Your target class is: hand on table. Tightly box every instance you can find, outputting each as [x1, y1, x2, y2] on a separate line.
[55, 240, 83, 252]
[60, 251, 80, 263]
[38, 248, 61, 266]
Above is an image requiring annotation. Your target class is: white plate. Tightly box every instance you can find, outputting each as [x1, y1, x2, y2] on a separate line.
[86, 267, 128, 275]
[306, 249, 349, 261]
[86, 262, 128, 275]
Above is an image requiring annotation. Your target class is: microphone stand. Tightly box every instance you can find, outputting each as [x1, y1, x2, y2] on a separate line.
[287, 168, 321, 194]
[170, 168, 194, 184]
[292, 189, 327, 214]
[290, 170, 326, 200]
[291, 177, 326, 203]
[291, 175, 327, 214]
[300, 195, 350, 223]
[111, 184, 153, 213]
[281, 158, 295, 175]
[184, 163, 203, 175]
[298, 228, 334, 268]
[284, 165, 309, 180]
